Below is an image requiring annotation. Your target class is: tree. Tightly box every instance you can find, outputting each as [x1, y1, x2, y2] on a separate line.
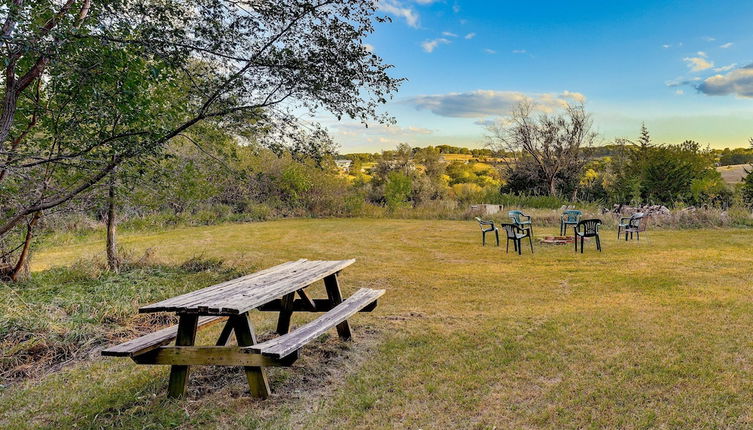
[0, 0, 402, 278]
[485, 101, 596, 197]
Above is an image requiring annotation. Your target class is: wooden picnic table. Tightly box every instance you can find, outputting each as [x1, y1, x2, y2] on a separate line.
[102, 259, 384, 399]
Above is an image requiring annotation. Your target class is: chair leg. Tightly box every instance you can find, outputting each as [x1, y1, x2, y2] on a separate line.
[495, 230, 500, 246]
[581, 237, 584, 253]
[574, 234, 578, 252]
[617, 227, 621, 239]
[596, 235, 601, 251]
[529, 235, 534, 253]
[482, 231, 486, 246]
[517, 239, 522, 255]
[506, 238, 510, 253]
[636, 231, 640, 241]
[513, 239, 518, 253]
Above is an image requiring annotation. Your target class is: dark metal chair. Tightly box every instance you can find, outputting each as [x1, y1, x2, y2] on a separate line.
[508, 210, 533, 236]
[560, 209, 582, 235]
[501, 223, 533, 255]
[617, 212, 644, 240]
[474, 217, 499, 246]
[574, 219, 602, 253]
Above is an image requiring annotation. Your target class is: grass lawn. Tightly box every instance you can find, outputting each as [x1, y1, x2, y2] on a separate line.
[4, 218, 753, 428]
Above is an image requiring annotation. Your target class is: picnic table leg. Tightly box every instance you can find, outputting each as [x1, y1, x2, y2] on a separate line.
[167, 314, 198, 399]
[276, 292, 296, 335]
[230, 313, 271, 399]
[323, 273, 352, 340]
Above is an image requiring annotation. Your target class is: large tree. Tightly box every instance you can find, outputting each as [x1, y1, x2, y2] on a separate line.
[0, 0, 402, 277]
[485, 101, 596, 197]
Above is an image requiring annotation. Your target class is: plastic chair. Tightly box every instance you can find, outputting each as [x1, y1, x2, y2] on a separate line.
[508, 210, 533, 236]
[560, 210, 582, 236]
[474, 217, 499, 246]
[574, 219, 602, 253]
[501, 223, 533, 255]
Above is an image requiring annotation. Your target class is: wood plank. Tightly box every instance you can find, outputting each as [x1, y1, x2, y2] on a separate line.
[324, 273, 352, 340]
[139, 259, 356, 315]
[139, 260, 308, 313]
[247, 288, 384, 359]
[297, 289, 317, 311]
[231, 313, 271, 399]
[257, 298, 378, 312]
[101, 316, 225, 357]
[132, 346, 296, 367]
[167, 314, 198, 399]
[215, 319, 234, 346]
[276, 292, 295, 335]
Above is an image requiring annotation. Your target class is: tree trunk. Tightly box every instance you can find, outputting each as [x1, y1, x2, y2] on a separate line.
[9, 211, 40, 281]
[106, 169, 118, 272]
[548, 177, 557, 197]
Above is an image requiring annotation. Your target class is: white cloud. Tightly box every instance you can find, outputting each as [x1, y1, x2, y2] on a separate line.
[442, 31, 458, 37]
[464, 32, 476, 39]
[702, 36, 716, 42]
[697, 64, 753, 97]
[714, 63, 737, 72]
[697, 51, 707, 57]
[405, 90, 587, 118]
[662, 44, 672, 49]
[452, 3, 460, 13]
[720, 42, 734, 49]
[414, 0, 438, 3]
[364, 43, 375, 52]
[378, 1, 419, 28]
[683, 56, 714, 72]
[675, 89, 684, 95]
[512, 49, 527, 54]
[483, 48, 496, 54]
[421, 38, 451, 53]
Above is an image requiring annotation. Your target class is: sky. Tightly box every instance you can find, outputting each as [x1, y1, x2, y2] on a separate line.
[325, 0, 753, 153]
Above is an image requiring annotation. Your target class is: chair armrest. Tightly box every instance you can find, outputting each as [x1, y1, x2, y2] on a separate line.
[619, 216, 631, 223]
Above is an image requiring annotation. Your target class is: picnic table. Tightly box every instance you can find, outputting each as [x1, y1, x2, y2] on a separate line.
[102, 259, 384, 399]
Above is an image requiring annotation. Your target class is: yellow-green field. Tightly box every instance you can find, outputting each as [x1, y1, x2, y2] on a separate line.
[717, 163, 748, 184]
[5, 219, 753, 428]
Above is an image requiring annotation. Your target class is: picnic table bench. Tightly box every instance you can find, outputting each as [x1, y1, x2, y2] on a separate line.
[102, 259, 384, 399]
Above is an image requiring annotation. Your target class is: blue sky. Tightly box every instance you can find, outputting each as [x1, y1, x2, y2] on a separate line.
[328, 0, 753, 153]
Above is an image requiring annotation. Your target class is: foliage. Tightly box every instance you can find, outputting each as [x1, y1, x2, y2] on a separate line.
[486, 102, 596, 197]
[605, 129, 730, 207]
[0, 0, 402, 277]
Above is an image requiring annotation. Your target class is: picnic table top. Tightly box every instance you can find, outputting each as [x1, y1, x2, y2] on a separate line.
[139, 259, 355, 316]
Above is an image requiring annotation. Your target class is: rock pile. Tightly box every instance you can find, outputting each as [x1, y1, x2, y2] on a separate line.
[606, 204, 671, 217]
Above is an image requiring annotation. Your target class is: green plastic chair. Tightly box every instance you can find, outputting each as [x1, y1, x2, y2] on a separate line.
[560, 210, 582, 236]
[617, 212, 645, 241]
[574, 219, 602, 253]
[508, 210, 533, 236]
[501, 223, 533, 255]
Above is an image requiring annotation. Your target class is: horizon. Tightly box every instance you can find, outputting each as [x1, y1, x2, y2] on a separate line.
[327, 0, 753, 153]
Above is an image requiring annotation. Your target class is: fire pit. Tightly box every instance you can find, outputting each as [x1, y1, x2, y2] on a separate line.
[539, 236, 588, 245]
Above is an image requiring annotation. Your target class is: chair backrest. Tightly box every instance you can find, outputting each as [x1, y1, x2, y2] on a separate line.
[562, 210, 582, 222]
[500, 223, 519, 239]
[508, 210, 524, 223]
[629, 213, 644, 228]
[475, 217, 494, 229]
[576, 219, 602, 236]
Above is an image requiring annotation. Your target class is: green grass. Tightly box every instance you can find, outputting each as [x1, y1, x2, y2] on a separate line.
[4, 218, 753, 428]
